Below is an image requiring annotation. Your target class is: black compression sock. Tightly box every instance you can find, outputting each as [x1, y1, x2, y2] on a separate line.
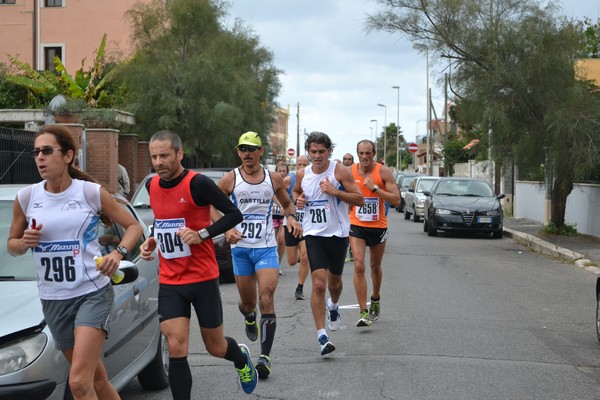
[224, 336, 246, 369]
[169, 357, 192, 400]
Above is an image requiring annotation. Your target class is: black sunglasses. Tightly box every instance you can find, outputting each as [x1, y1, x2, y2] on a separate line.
[31, 147, 63, 157]
[238, 145, 260, 153]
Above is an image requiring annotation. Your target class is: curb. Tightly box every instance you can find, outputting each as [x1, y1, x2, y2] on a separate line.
[503, 227, 600, 274]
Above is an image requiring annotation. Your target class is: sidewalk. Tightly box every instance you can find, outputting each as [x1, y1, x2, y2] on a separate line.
[503, 218, 600, 272]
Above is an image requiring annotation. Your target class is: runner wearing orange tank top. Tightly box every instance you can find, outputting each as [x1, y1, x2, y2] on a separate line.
[349, 140, 400, 327]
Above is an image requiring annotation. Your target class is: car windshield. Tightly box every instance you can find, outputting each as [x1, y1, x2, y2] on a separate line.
[0, 201, 36, 280]
[416, 179, 438, 193]
[401, 176, 417, 189]
[435, 180, 494, 197]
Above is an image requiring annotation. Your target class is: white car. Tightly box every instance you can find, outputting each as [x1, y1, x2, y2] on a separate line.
[404, 176, 440, 222]
[0, 184, 168, 400]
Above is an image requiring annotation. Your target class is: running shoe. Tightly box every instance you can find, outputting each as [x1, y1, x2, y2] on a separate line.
[369, 298, 380, 321]
[295, 286, 305, 300]
[236, 344, 257, 394]
[255, 354, 271, 379]
[318, 334, 335, 356]
[357, 309, 372, 327]
[326, 298, 341, 331]
[245, 311, 258, 342]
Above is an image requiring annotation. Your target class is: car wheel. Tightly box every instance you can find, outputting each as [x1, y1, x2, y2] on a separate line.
[492, 229, 503, 239]
[138, 333, 170, 390]
[423, 218, 429, 232]
[404, 208, 410, 220]
[596, 287, 600, 343]
[412, 210, 420, 223]
[427, 216, 437, 237]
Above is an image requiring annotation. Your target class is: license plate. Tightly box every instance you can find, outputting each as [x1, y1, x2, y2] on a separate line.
[477, 217, 492, 223]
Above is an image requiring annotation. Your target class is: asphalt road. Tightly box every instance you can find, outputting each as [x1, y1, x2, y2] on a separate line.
[120, 211, 600, 399]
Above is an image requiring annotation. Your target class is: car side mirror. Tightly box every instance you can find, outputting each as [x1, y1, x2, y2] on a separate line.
[423, 191, 431, 196]
[114, 261, 139, 285]
[497, 193, 506, 200]
[409, 188, 415, 193]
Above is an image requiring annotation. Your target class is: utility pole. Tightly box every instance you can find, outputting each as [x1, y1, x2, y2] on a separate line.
[392, 85, 400, 171]
[296, 102, 300, 158]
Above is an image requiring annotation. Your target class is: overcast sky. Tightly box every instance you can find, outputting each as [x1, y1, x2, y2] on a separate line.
[225, 0, 600, 164]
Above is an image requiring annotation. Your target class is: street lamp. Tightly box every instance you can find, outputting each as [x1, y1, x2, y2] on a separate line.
[377, 103, 387, 164]
[370, 119, 378, 157]
[392, 86, 400, 171]
[369, 127, 373, 141]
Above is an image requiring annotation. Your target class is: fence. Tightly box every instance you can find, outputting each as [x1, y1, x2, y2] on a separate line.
[0, 127, 40, 184]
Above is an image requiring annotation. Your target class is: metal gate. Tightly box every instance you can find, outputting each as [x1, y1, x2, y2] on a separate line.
[0, 127, 40, 184]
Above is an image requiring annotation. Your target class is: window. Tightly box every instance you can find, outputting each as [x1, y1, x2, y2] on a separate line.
[43, 46, 62, 72]
[45, 0, 62, 6]
[0, 0, 17, 4]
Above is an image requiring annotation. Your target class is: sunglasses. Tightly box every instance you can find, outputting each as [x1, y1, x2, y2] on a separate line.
[31, 147, 63, 157]
[238, 145, 260, 153]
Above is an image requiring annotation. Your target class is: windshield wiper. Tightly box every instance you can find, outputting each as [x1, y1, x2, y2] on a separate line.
[462, 194, 484, 197]
[0, 276, 16, 280]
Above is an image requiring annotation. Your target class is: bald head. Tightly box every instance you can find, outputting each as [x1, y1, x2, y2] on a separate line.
[296, 155, 309, 171]
[342, 153, 354, 167]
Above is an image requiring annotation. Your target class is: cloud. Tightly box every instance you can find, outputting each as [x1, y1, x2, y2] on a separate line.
[226, 0, 597, 164]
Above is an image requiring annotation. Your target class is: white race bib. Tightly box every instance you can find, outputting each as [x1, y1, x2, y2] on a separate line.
[307, 199, 331, 228]
[355, 197, 380, 221]
[34, 240, 82, 290]
[239, 213, 267, 244]
[154, 218, 191, 259]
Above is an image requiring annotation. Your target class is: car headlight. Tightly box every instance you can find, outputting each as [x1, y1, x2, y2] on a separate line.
[485, 210, 501, 216]
[0, 333, 47, 375]
[435, 209, 452, 215]
[418, 199, 425, 206]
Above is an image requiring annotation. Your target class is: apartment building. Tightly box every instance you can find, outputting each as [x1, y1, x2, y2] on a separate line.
[0, 0, 140, 73]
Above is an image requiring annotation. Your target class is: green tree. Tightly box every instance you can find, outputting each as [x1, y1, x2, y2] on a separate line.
[0, 63, 30, 109]
[366, 0, 600, 227]
[118, 0, 281, 166]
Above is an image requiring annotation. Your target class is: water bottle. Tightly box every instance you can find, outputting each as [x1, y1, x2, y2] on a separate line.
[94, 256, 125, 284]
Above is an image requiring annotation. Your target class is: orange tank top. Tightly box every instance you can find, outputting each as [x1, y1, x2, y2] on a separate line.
[150, 171, 219, 284]
[349, 163, 388, 228]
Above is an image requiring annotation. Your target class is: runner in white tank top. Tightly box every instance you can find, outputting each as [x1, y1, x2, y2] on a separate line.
[230, 166, 277, 248]
[301, 159, 350, 237]
[217, 131, 302, 379]
[7, 125, 143, 398]
[292, 131, 364, 356]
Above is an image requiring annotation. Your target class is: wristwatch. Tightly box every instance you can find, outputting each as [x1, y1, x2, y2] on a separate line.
[372, 185, 380, 193]
[116, 246, 128, 258]
[287, 213, 298, 220]
[198, 228, 210, 240]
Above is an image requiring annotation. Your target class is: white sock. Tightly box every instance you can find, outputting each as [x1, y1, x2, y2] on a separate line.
[327, 298, 338, 310]
[317, 329, 327, 340]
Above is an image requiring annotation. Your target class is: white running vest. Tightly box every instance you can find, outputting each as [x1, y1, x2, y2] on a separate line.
[301, 161, 350, 237]
[18, 179, 109, 300]
[231, 167, 277, 248]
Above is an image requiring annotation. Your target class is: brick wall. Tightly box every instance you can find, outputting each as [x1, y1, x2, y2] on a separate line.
[86, 128, 120, 193]
[137, 141, 152, 183]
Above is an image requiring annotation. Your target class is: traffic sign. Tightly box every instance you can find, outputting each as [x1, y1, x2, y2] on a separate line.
[287, 148, 295, 157]
[408, 143, 418, 153]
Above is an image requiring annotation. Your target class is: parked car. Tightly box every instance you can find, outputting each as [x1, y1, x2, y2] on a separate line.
[395, 173, 420, 212]
[130, 168, 235, 283]
[0, 184, 168, 400]
[404, 176, 440, 222]
[423, 177, 505, 238]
